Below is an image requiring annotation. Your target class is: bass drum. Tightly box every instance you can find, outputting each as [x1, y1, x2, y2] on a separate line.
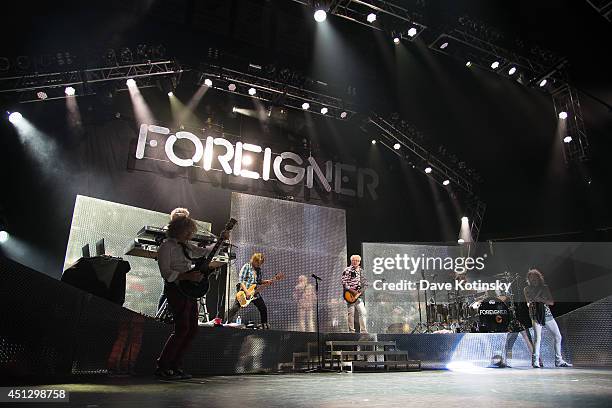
[478, 297, 510, 333]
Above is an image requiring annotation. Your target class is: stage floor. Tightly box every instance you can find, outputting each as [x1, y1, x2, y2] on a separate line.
[20, 368, 612, 408]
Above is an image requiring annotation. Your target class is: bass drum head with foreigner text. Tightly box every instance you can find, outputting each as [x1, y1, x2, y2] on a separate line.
[478, 297, 510, 333]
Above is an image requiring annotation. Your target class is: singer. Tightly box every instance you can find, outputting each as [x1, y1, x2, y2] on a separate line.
[341, 254, 368, 333]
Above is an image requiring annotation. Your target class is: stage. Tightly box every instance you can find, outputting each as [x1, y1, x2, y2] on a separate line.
[17, 369, 612, 408]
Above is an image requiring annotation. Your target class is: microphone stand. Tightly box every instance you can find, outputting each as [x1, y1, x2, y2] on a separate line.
[305, 274, 334, 372]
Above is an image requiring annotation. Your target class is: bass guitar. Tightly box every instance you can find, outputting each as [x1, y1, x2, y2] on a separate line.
[177, 218, 237, 299]
[236, 273, 285, 307]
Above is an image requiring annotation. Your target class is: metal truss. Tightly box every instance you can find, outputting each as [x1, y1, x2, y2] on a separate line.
[0, 60, 183, 102]
[467, 197, 486, 243]
[368, 112, 475, 195]
[585, 0, 612, 22]
[370, 113, 486, 241]
[198, 63, 356, 120]
[552, 84, 590, 162]
[290, 0, 426, 40]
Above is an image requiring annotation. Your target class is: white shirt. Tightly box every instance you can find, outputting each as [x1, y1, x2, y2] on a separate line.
[157, 238, 210, 283]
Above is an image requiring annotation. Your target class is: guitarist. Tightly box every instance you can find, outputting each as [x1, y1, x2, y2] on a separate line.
[226, 253, 270, 329]
[342, 255, 368, 333]
[155, 209, 229, 380]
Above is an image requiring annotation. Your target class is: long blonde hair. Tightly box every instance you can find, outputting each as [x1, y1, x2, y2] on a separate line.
[527, 268, 545, 286]
[250, 253, 265, 265]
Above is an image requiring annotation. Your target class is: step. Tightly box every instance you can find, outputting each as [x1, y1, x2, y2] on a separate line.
[331, 350, 409, 357]
[326, 340, 396, 347]
[345, 359, 421, 372]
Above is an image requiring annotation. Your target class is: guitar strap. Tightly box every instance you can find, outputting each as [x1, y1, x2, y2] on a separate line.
[179, 242, 196, 261]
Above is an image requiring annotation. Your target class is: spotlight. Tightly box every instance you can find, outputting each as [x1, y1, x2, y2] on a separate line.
[424, 166, 432, 174]
[371, 139, 376, 145]
[248, 87, 257, 96]
[440, 42, 448, 49]
[320, 107, 328, 115]
[8, 111, 22, 123]
[461, 216, 469, 222]
[204, 78, 213, 87]
[126, 78, 136, 87]
[167, 91, 173, 97]
[508, 67, 517, 75]
[228, 83, 236, 91]
[491, 61, 500, 69]
[443, 179, 450, 186]
[0, 231, 8, 244]
[393, 143, 400, 150]
[458, 238, 465, 244]
[563, 135, 572, 143]
[559, 111, 568, 119]
[65, 86, 76, 96]
[37, 91, 48, 100]
[393, 37, 400, 44]
[539, 79, 547, 87]
[408, 27, 418, 37]
[465, 61, 472, 67]
[232, 106, 237, 113]
[314, 9, 327, 22]
[340, 111, 348, 119]
[302, 102, 310, 110]
[367, 13, 377, 23]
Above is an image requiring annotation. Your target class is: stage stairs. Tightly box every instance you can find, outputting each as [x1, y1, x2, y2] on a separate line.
[291, 339, 421, 373]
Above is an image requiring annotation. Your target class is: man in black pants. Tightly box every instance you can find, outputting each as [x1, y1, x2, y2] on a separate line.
[226, 253, 270, 328]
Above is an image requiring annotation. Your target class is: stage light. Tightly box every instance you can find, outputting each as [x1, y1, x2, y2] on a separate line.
[204, 78, 213, 87]
[232, 106, 237, 113]
[440, 42, 448, 49]
[393, 143, 401, 150]
[37, 91, 48, 100]
[340, 111, 348, 119]
[367, 13, 377, 23]
[408, 27, 418, 37]
[465, 61, 472, 67]
[461, 216, 469, 222]
[167, 91, 174, 97]
[393, 37, 400, 44]
[491, 61, 500, 69]
[508, 67, 517, 75]
[371, 139, 376, 145]
[314, 9, 327, 22]
[424, 166, 432, 173]
[248, 87, 257, 96]
[8, 111, 22, 123]
[302, 102, 310, 110]
[559, 111, 568, 119]
[126, 78, 136, 87]
[65, 86, 76, 96]
[539, 79, 547, 87]
[564, 135, 572, 143]
[320, 107, 328, 115]
[443, 179, 450, 186]
[0, 231, 8, 244]
[228, 83, 236, 91]
[458, 238, 465, 244]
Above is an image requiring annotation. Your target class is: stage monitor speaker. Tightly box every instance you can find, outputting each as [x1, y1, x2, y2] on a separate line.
[61, 256, 131, 305]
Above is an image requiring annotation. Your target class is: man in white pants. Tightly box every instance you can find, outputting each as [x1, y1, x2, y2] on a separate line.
[342, 255, 368, 333]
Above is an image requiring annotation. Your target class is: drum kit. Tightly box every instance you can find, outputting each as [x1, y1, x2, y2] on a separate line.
[412, 271, 522, 333]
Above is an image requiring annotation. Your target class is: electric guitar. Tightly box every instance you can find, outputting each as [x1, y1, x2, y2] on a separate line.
[177, 218, 237, 299]
[236, 273, 285, 307]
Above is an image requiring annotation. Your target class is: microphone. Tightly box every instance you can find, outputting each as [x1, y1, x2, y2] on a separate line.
[311, 274, 322, 281]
